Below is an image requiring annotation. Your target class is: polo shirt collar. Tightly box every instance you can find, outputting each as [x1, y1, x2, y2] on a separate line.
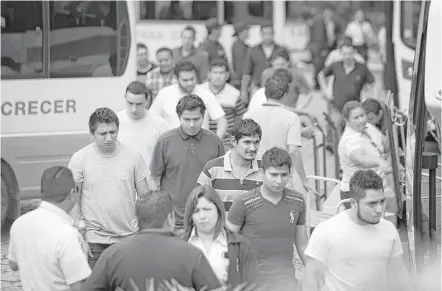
[223, 149, 259, 172]
[189, 227, 228, 247]
[39, 201, 74, 225]
[178, 126, 203, 141]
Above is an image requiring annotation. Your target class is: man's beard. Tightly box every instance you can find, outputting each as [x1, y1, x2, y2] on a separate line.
[357, 208, 380, 225]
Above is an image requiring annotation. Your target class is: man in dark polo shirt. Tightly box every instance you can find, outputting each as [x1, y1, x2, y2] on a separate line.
[199, 18, 228, 63]
[226, 147, 308, 291]
[82, 191, 221, 291]
[318, 42, 375, 152]
[231, 21, 250, 90]
[240, 22, 289, 105]
[150, 94, 225, 231]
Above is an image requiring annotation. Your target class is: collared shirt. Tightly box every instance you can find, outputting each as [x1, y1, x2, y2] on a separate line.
[150, 83, 226, 130]
[197, 149, 263, 211]
[188, 228, 229, 285]
[117, 110, 170, 174]
[338, 123, 385, 191]
[68, 142, 149, 244]
[231, 40, 249, 83]
[145, 67, 178, 98]
[322, 61, 374, 111]
[172, 46, 210, 83]
[244, 100, 302, 158]
[82, 229, 222, 291]
[247, 88, 267, 114]
[150, 127, 225, 214]
[8, 201, 91, 291]
[200, 82, 247, 144]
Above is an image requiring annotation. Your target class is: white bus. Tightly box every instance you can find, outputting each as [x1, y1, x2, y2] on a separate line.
[1, 1, 137, 225]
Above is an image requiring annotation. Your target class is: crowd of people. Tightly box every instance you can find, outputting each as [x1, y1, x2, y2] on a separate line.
[6, 7, 415, 291]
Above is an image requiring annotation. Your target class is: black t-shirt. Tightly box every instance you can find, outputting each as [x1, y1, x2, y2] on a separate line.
[81, 230, 221, 291]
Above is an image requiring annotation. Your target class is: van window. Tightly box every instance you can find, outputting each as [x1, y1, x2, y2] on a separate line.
[1, 1, 44, 79]
[248, 1, 272, 20]
[139, 1, 217, 21]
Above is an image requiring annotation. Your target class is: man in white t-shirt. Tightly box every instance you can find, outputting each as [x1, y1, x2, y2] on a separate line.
[303, 170, 412, 291]
[117, 81, 169, 172]
[68, 107, 150, 269]
[150, 61, 228, 139]
[8, 166, 91, 291]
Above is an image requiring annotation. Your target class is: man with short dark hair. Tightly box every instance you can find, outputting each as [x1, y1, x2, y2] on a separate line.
[9, 166, 91, 291]
[150, 95, 225, 231]
[69, 107, 150, 268]
[117, 81, 169, 174]
[244, 76, 311, 193]
[136, 43, 157, 83]
[240, 22, 289, 104]
[151, 61, 228, 139]
[173, 25, 210, 83]
[303, 170, 412, 291]
[201, 58, 247, 150]
[199, 18, 228, 63]
[198, 119, 263, 212]
[82, 191, 222, 291]
[146, 47, 177, 99]
[227, 147, 308, 291]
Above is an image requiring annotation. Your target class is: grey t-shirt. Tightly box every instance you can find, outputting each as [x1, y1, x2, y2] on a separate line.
[69, 142, 148, 244]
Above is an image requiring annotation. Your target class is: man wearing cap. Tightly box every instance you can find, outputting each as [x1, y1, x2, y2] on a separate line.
[199, 18, 227, 64]
[8, 166, 91, 291]
[231, 21, 250, 90]
[241, 22, 289, 105]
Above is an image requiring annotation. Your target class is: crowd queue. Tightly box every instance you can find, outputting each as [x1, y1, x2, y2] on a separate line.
[7, 7, 413, 291]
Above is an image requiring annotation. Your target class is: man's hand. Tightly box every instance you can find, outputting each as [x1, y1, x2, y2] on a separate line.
[240, 91, 249, 106]
[301, 126, 316, 139]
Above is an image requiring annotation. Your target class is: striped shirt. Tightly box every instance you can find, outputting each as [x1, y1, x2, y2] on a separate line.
[200, 82, 247, 144]
[197, 150, 262, 211]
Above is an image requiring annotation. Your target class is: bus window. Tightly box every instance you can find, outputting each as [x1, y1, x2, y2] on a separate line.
[401, 1, 422, 49]
[49, 1, 129, 78]
[139, 1, 217, 21]
[1, 1, 44, 79]
[248, 1, 273, 20]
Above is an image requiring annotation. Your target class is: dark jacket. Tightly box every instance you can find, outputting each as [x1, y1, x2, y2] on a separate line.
[308, 16, 345, 53]
[182, 228, 259, 288]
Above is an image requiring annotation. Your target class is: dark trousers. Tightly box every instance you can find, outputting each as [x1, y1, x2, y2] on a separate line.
[340, 190, 352, 210]
[88, 243, 112, 269]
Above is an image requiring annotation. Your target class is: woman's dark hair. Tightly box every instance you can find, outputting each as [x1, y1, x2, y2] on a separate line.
[362, 98, 382, 115]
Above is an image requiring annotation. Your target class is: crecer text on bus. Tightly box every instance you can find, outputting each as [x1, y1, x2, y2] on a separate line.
[1, 100, 76, 116]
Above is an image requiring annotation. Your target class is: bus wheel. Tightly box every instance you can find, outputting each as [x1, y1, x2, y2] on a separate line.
[1, 176, 10, 227]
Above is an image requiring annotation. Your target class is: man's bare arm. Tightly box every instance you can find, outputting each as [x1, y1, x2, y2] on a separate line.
[225, 220, 241, 233]
[294, 225, 309, 265]
[288, 145, 308, 184]
[148, 174, 161, 191]
[135, 178, 150, 195]
[215, 116, 228, 139]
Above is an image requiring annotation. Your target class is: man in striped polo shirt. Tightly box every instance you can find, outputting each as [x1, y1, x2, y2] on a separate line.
[197, 119, 263, 211]
[201, 58, 247, 151]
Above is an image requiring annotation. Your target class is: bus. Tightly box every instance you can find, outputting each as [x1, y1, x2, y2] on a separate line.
[134, 1, 384, 65]
[404, 0, 441, 278]
[1, 1, 137, 226]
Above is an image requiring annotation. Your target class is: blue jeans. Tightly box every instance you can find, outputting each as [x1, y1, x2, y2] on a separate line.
[88, 243, 112, 269]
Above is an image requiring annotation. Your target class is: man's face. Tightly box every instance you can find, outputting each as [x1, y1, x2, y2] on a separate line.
[341, 45, 355, 65]
[179, 109, 204, 136]
[181, 29, 195, 50]
[208, 65, 228, 87]
[271, 56, 289, 70]
[262, 166, 291, 192]
[92, 122, 118, 153]
[239, 28, 249, 41]
[232, 134, 261, 161]
[157, 51, 174, 73]
[137, 47, 149, 66]
[323, 9, 333, 22]
[125, 91, 148, 120]
[355, 189, 385, 224]
[178, 70, 197, 93]
[366, 110, 383, 127]
[347, 107, 367, 133]
[355, 10, 364, 23]
[261, 26, 274, 46]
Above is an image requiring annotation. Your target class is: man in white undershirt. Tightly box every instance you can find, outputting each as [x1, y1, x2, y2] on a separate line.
[117, 81, 170, 173]
[303, 169, 413, 291]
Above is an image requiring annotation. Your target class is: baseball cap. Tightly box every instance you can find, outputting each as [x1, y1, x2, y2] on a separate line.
[41, 166, 75, 202]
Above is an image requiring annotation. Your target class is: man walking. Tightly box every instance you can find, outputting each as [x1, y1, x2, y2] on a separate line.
[150, 95, 225, 231]
[117, 81, 169, 172]
[82, 191, 222, 291]
[151, 61, 228, 139]
[199, 18, 228, 63]
[8, 166, 91, 291]
[303, 170, 412, 291]
[197, 119, 263, 211]
[145, 47, 177, 99]
[68, 107, 150, 268]
[227, 147, 308, 291]
[200, 58, 247, 150]
[231, 21, 250, 90]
